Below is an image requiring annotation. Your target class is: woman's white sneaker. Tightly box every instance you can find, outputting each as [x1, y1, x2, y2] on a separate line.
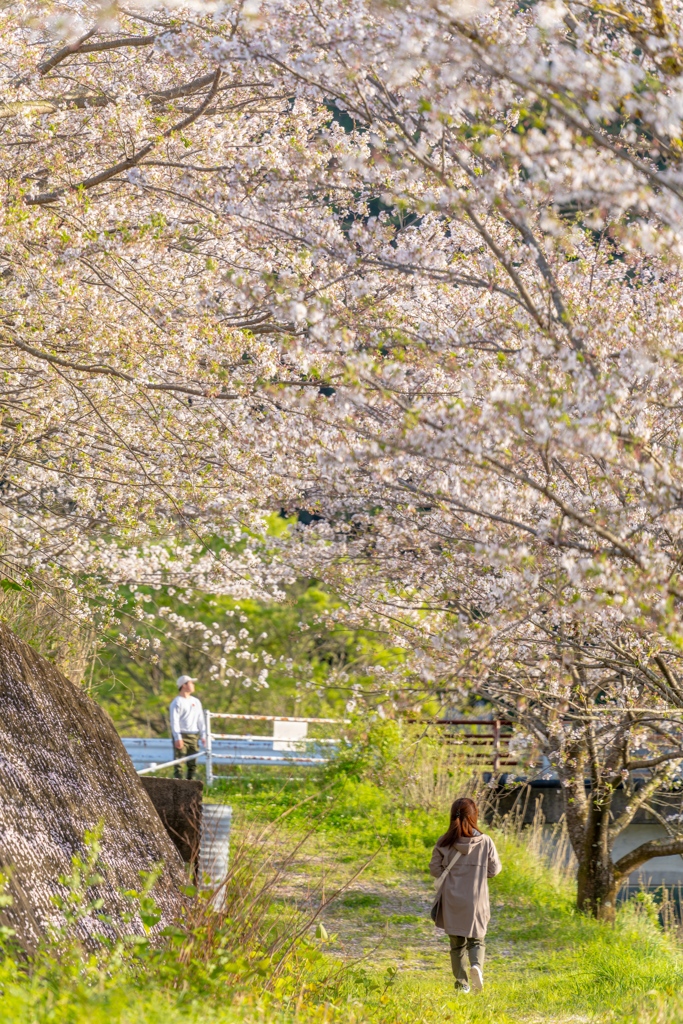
[470, 965, 484, 992]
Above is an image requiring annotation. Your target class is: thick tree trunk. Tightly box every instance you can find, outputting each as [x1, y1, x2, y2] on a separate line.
[576, 854, 618, 921]
[565, 780, 619, 921]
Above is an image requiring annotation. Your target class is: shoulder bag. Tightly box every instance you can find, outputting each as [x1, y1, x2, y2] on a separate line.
[429, 847, 463, 923]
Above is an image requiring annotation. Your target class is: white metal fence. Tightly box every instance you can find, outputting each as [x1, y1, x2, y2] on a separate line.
[122, 711, 346, 785]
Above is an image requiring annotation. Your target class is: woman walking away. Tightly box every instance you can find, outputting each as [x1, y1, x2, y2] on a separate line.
[429, 797, 501, 994]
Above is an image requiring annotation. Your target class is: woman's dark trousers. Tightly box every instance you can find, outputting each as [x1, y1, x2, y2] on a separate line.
[448, 935, 484, 988]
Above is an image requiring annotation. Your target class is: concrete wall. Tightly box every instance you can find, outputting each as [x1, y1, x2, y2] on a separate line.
[141, 777, 202, 870]
[612, 824, 683, 888]
[491, 781, 683, 888]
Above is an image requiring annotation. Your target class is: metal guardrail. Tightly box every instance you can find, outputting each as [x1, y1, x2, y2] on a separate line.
[122, 711, 346, 784]
[206, 713, 347, 724]
[136, 750, 206, 775]
[205, 711, 341, 783]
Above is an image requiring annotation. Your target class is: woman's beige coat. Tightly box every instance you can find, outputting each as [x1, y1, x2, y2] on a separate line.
[429, 831, 502, 937]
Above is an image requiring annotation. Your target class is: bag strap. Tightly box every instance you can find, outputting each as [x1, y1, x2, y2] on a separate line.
[434, 848, 462, 892]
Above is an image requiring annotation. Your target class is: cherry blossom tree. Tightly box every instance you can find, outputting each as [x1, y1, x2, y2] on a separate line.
[236, 0, 683, 913]
[478, 626, 683, 919]
[4, 0, 683, 913]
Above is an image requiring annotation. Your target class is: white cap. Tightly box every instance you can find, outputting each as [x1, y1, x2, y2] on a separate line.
[176, 674, 197, 689]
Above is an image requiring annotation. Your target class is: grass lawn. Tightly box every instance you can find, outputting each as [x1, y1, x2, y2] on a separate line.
[206, 774, 683, 1024]
[0, 767, 681, 1023]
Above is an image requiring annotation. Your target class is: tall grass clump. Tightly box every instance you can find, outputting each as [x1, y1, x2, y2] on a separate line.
[0, 573, 98, 684]
[0, 817, 350, 1024]
[177, 796, 384, 996]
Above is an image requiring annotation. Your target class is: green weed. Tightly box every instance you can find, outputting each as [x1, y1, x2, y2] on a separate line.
[340, 894, 382, 908]
[1, 752, 682, 1022]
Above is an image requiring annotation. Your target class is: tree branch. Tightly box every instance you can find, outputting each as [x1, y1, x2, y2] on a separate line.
[482, 454, 646, 567]
[609, 766, 681, 843]
[37, 28, 97, 76]
[3, 71, 228, 120]
[26, 67, 222, 205]
[147, 71, 217, 102]
[7, 337, 239, 400]
[498, 202, 589, 359]
[626, 751, 683, 770]
[67, 35, 156, 55]
[0, 94, 109, 118]
[641, 800, 683, 839]
[38, 34, 156, 76]
[615, 837, 683, 879]
[602, 644, 683, 709]
[654, 655, 683, 702]
[453, 31, 683, 204]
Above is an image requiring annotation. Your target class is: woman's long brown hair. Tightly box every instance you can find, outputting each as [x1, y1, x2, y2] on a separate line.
[438, 797, 479, 847]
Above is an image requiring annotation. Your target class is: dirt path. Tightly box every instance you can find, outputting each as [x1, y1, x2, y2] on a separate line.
[276, 857, 450, 972]
[271, 849, 625, 1023]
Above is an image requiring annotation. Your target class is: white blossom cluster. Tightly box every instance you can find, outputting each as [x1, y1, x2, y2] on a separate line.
[3, 0, 683, 773]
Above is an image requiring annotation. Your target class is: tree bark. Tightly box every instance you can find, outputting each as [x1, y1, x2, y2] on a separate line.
[568, 792, 683, 920]
[576, 852, 619, 921]
[614, 837, 683, 879]
[575, 794, 619, 921]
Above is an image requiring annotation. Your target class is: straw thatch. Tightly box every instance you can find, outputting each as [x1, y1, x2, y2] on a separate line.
[0, 622, 185, 950]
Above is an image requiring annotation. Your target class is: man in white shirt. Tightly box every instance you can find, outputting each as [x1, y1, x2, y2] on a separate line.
[169, 675, 207, 780]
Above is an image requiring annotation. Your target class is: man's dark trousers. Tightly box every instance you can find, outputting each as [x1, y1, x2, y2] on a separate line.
[174, 732, 200, 779]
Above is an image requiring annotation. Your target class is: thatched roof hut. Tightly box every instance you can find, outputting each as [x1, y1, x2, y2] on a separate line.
[0, 622, 185, 950]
